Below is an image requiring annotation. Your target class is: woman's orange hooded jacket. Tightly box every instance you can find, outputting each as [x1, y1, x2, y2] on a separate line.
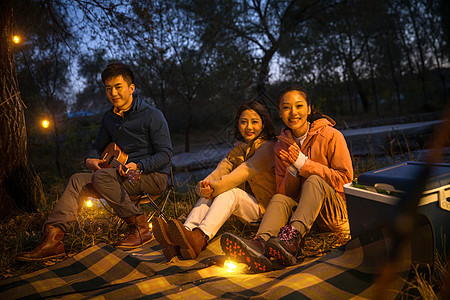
[274, 115, 353, 200]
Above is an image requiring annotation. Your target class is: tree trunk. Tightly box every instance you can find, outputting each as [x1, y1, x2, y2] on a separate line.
[256, 47, 276, 95]
[52, 113, 62, 177]
[406, 0, 428, 106]
[184, 103, 192, 153]
[0, 0, 36, 220]
[430, 40, 448, 105]
[386, 45, 403, 114]
[366, 43, 380, 117]
[347, 61, 369, 113]
[343, 69, 355, 116]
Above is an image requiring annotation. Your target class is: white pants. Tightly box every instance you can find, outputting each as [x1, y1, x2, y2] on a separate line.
[184, 188, 262, 239]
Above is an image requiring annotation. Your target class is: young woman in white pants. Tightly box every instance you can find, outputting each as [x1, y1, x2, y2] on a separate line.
[153, 101, 278, 260]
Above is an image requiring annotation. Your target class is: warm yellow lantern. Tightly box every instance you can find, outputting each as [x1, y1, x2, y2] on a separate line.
[41, 119, 50, 128]
[12, 35, 21, 44]
[224, 260, 237, 272]
[85, 199, 93, 208]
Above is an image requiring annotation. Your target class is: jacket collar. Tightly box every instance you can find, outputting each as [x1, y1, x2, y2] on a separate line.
[234, 136, 265, 154]
[110, 95, 146, 117]
[280, 114, 335, 141]
[227, 136, 266, 167]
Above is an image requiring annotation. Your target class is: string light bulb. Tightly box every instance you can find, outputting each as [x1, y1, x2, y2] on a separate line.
[41, 118, 50, 129]
[41, 113, 51, 129]
[12, 35, 21, 44]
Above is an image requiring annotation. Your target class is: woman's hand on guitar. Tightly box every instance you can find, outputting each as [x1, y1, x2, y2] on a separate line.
[86, 158, 106, 171]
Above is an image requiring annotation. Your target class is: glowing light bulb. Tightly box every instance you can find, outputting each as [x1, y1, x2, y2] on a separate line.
[225, 260, 237, 272]
[13, 35, 20, 44]
[85, 199, 93, 208]
[42, 119, 50, 128]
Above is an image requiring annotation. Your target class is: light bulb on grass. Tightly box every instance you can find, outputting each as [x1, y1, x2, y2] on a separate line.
[85, 199, 93, 208]
[225, 260, 237, 272]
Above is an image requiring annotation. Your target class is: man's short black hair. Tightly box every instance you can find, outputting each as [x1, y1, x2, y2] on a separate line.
[101, 63, 135, 86]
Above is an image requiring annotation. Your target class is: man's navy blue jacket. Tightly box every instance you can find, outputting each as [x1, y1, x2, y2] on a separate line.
[86, 96, 173, 175]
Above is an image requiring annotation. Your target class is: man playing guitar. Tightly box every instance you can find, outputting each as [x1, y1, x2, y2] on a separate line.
[17, 63, 173, 261]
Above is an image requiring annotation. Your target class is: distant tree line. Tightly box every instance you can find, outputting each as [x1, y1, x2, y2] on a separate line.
[0, 0, 448, 218]
[13, 0, 449, 152]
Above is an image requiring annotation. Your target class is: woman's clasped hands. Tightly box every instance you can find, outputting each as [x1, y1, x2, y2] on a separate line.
[279, 143, 301, 167]
[199, 180, 214, 199]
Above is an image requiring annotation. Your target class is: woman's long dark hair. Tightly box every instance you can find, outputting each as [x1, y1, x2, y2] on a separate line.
[276, 85, 323, 123]
[234, 101, 277, 142]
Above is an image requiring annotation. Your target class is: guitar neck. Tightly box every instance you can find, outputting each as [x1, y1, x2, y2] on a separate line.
[110, 158, 128, 173]
[107, 156, 141, 183]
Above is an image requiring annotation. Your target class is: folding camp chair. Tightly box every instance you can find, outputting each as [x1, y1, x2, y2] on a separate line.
[110, 166, 174, 231]
[129, 166, 174, 223]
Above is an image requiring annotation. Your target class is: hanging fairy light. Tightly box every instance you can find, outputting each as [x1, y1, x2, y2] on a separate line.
[40, 113, 51, 129]
[41, 118, 50, 128]
[12, 35, 21, 44]
[13, 36, 50, 131]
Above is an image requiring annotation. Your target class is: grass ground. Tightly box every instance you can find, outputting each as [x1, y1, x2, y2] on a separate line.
[0, 154, 448, 298]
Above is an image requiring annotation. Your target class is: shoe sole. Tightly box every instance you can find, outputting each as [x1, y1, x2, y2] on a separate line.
[265, 239, 297, 266]
[115, 234, 154, 250]
[152, 217, 178, 259]
[168, 220, 197, 260]
[220, 233, 272, 273]
[16, 253, 65, 262]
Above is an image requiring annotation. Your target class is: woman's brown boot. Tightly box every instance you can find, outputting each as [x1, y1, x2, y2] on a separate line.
[152, 217, 180, 260]
[168, 219, 207, 260]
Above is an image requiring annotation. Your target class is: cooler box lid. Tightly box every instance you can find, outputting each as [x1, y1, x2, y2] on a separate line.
[357, 161, 450, 192]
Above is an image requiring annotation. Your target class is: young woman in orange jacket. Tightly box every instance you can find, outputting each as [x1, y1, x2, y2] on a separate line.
[221, 85, 353, 273]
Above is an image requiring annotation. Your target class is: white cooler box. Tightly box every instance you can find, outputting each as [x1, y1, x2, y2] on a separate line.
[344, 161, 450, 266]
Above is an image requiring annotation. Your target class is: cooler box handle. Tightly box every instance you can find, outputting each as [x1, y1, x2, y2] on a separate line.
[439, 188, 450, 211]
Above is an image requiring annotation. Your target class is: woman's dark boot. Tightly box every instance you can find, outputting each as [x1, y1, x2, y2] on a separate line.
[16, 225, 66, 261]
[221, 232, 272, 273]
[265, 224, 303, 266]
[115, 214, 153, 250]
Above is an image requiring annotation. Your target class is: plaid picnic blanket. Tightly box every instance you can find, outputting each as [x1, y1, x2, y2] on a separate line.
[0, 228, 412, 299]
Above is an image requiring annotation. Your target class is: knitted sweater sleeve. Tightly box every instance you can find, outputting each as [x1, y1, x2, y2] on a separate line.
[208, 141, 275, 197]
[195, 157, 233, 197]
[206, 157, 234, 182]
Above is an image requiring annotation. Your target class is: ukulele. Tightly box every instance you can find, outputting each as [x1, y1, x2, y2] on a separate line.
[99, 142, 141, 183]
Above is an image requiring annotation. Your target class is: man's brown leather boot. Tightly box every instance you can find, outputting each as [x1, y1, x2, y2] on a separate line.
[115, 214, 153, 250]
[16, 225, 66, 262]
[168, 219, 207, 260]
